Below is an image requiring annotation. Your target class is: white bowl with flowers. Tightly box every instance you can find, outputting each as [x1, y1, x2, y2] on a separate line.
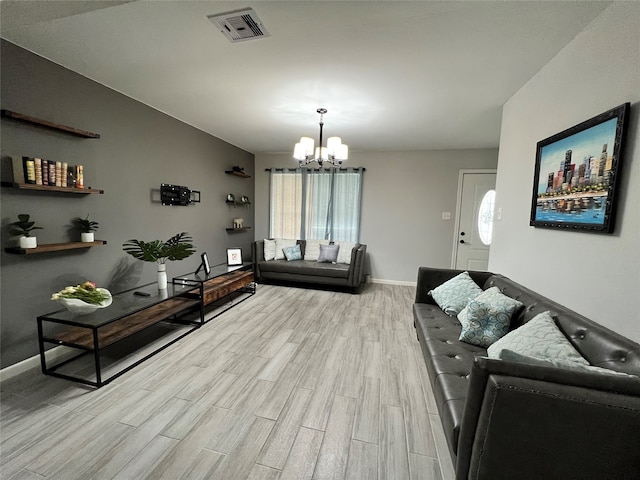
[51, 281, 112, 314]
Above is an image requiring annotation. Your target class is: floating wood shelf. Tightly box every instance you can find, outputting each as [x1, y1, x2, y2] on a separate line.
[225, 170, 251, 178]
[5, 240, 107, 255]
[225, 227, 251, 233]
[1, 182, 104, 194]
[1, 110, 100, 138]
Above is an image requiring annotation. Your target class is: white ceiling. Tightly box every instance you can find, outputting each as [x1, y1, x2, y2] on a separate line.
[1, 1, 611, 155]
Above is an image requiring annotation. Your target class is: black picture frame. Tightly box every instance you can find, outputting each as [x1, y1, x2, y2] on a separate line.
[195, 252, 211, 275]
[227, 248, 242, 266]
[529, 103, 630, 234]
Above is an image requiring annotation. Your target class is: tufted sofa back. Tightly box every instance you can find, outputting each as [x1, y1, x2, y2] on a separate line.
[483, 274, 640, 376]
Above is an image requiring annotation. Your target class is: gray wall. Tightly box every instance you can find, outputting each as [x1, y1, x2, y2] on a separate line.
[255, 149, 498, 283]
[490, 2, 640, 343]
[0, 40, 255, 368]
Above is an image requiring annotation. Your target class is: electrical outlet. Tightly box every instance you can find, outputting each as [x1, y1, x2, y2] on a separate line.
[496, 207, 503, 220]
[442, 211, 451, 220]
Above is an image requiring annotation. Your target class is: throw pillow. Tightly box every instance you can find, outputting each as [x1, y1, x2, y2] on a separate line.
[458, 299, 514, 348]
[317, 243, 340, 263]
[428, 271, 483, 316]
[458, 286, 523, 325]
[263, 239, 276, 261]
[275, 238, 297, 260]
[283, 244, 302, 261]
[499, 349, 639, 379]
[304, 239, 323, 261]
[487, 311, 589, 365]
[335, 241, 356, 264]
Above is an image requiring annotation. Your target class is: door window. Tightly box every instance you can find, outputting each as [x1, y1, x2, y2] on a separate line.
[477, 189, 496, 245]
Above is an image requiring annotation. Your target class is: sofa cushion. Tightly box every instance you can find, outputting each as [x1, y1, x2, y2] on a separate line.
[429, 271, 483, 316]
[335, 241, 356, 264]
[499, 349, 639, 379]
[318, 244, 339, 263]
[275, 238, 297, 260]
[487, 311, 589, 365]
[258, 259, 350, 279]
[303, 239, 323, 261]
[263, 239, 276, 261]
[283, 244, 302, 261]
[458, 286, 523, 325]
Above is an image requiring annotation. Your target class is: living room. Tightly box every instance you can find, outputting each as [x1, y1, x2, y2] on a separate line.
[1, 1, 639, 479]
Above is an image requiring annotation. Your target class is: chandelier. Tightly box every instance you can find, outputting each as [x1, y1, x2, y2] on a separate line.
[293, 108, 349, 168]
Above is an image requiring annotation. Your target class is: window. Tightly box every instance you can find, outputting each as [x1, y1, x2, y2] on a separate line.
[269, 168, 363, 242]
[477, 189, 496, 245]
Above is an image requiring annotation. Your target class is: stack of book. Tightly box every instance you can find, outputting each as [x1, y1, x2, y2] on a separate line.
[11, 155, 84, 189]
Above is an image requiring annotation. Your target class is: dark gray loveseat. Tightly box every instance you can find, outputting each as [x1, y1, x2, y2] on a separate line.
[414, 266, 640, 480]
[252, 239, 367, 293]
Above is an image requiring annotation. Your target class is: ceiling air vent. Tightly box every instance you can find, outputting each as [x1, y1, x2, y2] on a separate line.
[207, 8, 270, 43]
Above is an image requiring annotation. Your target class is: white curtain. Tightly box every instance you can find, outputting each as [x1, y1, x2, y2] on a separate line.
[269, 168, 363, 242]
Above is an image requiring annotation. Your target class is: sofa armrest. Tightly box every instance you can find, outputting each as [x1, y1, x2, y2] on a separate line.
[456, 357, 640, 480]
[347, 243, 367, 287]
[414, 267, 494, 304]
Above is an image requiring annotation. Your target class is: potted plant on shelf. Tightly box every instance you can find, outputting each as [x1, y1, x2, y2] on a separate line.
[9, 214, 43, 249]
[73, 214, 99, 242]
[122, 232, 195, 289]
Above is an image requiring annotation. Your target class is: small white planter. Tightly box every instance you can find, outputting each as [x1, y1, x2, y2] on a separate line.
[19, 236, 37, 249]
[81, 232, 95, 243]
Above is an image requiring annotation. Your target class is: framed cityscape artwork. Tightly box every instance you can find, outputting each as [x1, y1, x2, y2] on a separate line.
[529, 103, 630, 234]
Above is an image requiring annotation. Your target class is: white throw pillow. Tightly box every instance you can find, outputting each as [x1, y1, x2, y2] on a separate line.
[428, 271, 483, 316]
[304, 239, 323, 261]
[275, 238, 297, 260]
[335, 241, 356, 264]
[263, 239, 276, 261]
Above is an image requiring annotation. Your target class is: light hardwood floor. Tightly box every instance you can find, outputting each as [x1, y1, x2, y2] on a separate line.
[1, 283, 455, 480]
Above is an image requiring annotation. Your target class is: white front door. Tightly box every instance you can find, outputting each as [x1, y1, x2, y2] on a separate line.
[453, 171, 497, 271]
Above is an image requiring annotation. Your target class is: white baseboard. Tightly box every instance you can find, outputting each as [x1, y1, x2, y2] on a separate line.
[369, 278, 417, 287]
[0, 346, 74, 383]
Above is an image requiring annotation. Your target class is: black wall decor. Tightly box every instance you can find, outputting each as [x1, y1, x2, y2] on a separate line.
[160, 183, 201, 206]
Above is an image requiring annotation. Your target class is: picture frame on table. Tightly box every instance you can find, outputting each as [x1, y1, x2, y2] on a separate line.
[529, 102, 630, 234]
[227, 248, 242, 266]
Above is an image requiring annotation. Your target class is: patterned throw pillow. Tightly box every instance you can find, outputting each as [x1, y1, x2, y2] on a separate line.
[317, 244, 340, 263]
[283, 244, 302, 261]
[458, 286, 523, 325]
[335, 241, 356, 264]
[458, 300, 514, 347]
[304, 239, 323, 261]
[428, 271, 483, 316]
[263, 239, 276, 261]
[275, 238, 297, 260]
[487, 311, 589, 365]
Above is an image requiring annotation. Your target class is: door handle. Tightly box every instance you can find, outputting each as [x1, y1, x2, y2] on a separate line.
[459, 240, 466, 244]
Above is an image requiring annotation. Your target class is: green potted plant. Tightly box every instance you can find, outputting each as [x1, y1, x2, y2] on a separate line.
[73, 214, 99, 242]
[122, 232, 195, 289]
[9, 214, 43, 249]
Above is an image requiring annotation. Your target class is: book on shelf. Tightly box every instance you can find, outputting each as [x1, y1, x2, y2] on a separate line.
[10, 156, 25, 183]
[61, 162, 68, 187]
[23, 157, 36, 184]
[55, 161, 62, 187]
[48, 160, 56, 186]
[42, 159, 49, 185]
[76, 165, 84, 189]
[34, 158, 43, 185]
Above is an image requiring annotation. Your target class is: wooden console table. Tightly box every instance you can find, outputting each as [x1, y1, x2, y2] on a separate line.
[37, 263, 255, 387]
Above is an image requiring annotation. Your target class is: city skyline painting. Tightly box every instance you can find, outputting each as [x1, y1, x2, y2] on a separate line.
[530, 103, 629, 234]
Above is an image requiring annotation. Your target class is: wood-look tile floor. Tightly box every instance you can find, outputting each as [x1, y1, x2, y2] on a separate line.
[0, 283, 455, 480]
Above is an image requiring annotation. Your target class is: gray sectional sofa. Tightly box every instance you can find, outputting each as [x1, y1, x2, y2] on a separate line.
[413, 266, 640, 480]
[252, 239, 367, 293]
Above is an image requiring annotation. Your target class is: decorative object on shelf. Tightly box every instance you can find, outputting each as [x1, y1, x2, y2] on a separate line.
[122, 232, 196, 289]
[51, 281, 112, 314]
[530, 102, 630, 234]
[233, 218, 244, 229]
[240, 195, 251, 205]
[293, 108, 349, 168]
[226, 193, 236, 204]
[8, 213, 43, 249]
[73, 214, 99, 242]
[227, 248, 243, 266]
[232, 166, 245, 174]
[160, 183, 201, 206]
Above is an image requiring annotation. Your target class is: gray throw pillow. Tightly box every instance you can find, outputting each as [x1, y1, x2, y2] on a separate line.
[317, 244, 339, 263]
